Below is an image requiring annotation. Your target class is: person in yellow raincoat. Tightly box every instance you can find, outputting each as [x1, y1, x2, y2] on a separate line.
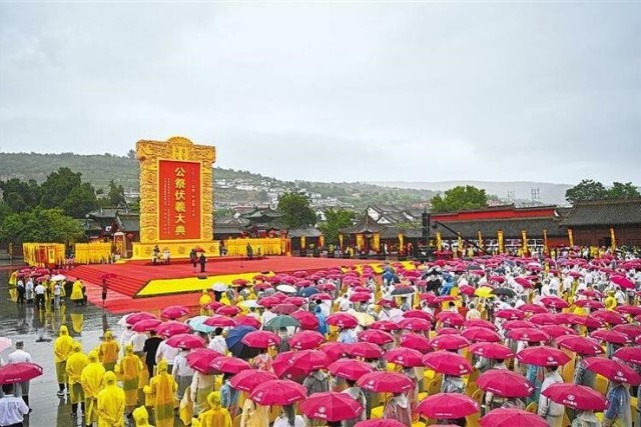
[100, 330, 120, 372]
[54, 325, 74, 396]
[71, 279, 84, 305]
[240, 395, 270, 427]
[198, 391, 232, 427]
[81, 350, 106, 427]
[132, 405, 154, 427]
[97, 371, 125, 427]
[147, 359, 178, 427]
[117, 344, 143, 415]
[71, 311, 84, 334]
[66, 341, 89, 417]
[605, 291, 617, 311]
[190, 369, 216, 415]
[199, 290, 212, 316]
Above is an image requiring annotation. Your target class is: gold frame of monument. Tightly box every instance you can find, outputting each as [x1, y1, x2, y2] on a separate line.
[131, 136, 218, 259]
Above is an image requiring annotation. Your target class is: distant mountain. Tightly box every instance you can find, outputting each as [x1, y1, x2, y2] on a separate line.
[369, 180, 572, 205]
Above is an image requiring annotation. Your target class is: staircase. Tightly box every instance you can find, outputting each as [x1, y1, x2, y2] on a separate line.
[70, 265, 147, 297]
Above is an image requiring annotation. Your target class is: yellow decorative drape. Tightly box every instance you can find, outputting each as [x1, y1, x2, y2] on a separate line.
[398, 233, 404, 253]
[521, 230, 528, 254]
[543, 229, 549, 255]
[457, 233, 463, 257]
[568, 228, 574, 248]
[355, 234, 364, 251]
[74, 242, 112, 264]
[610, 227, 616, 251]
[497, 230, 505, 254]
[225, 238, 283, 256]
[436, 231, 442, 251]
[23, 243, 66, 267]
[318, 235, 325, 249]
[339, 234, 344, 250]
[372, 233, 380, 252]
[300, 236, 306, 250]
[477, 231, 483, 248]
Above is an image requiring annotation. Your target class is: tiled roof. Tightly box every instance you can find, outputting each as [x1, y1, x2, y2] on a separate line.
[436, 217, 565, 239]
[339, 215, 386, 234]
[561, 199, 641, 227]
[288, 228, 322, 238]
[115, 213, 140, 232]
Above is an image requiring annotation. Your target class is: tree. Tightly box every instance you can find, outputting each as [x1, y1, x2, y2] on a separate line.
[107, 179, 126, 207]
[0, 208, 85, 244]
[431, 185, 488, 213]
[608, 182, 640, 199]
[317, 209, 356, 245]
[39, 167, 99, 217]
[565, 179, 608, 204]
[127, 149, 136, 159]
[63, 183, 100, 218]
[277, 192, 317, 229]
[0, 178, 41, 212]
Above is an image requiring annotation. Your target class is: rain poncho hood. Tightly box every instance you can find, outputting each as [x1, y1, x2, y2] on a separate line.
[132, 406, 151, 425]
[88, 350, 99, 363]
[207, 391, 221, 409]
[104, 371, 117, 386]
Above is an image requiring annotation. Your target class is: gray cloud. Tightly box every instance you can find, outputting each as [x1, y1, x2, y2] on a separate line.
[1, 3, 639, 185]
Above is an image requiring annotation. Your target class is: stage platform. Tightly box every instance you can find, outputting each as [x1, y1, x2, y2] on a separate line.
[69, 256, 379, 314]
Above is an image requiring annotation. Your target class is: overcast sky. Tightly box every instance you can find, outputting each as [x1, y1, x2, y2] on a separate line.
[1, 3, 639, 185]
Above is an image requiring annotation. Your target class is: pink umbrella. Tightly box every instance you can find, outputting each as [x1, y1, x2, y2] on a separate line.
[573, 299, 604, 310]
[568, 315, 604, 329]
[126, 312, 157, 325]
[203, 315, 236, 328]
[242, 330, 281, 348]
[517, 304, 548, 314]
[477, 369, 534, 397]
[592, 309, 626, 325]
[347, 342, 383, 359]
[514, 278, 533, 289]
[611, 275, 635, 289]
[462, 327, 501, 343]
[556, 335, 604, 356]
[422, 351, 474, 376]
[583, 357, 641, 385]
[216, 305, 241, 317]
[186, 348, 224, 374]
[319, 342, 347, 363]
[615, 305, 641, 317]
[590, 329, 630, 345]
[156, 321, 192, 337]
[506, 328, 550, 343]
[132, 318, 162, 333]
[398, 317, 432, 331]
[235, 315, 262, 329]
[271, 303, 299, 315]
[495, 309, 525, 320]
[502, 320, 536, 331]
[0, 362, 43, 384]
[258, 296, 281, 308]
[540, 325, 578, 339]
[384, 347, 424, 368]
[541, 383, 607, 411]
[328, 358, 373, 381]
[356, 371, 414, 393]
[417, 393, 480, 419]
[301, 391, 364, 422]
[166, 333, 205, 349]
[204, 301, 223, 311]
[283, 296, 307, 306]
[291, 310, 320, 330]
[250, 379, 307, 405]
[326, 313, 359, 329]
[399, 333, 431, 354]
[160, 305, 190, 320]
[481, 408, 547, 427]
[437, 327, 461, 336]
[469, 342, 514, 360]
[230, 369, 278, 392]
[539, 296, 569, 310]
[435, 311, 465, 327]
[357, 329, 394, 345]
[288, 350, 329, 373]
[354, 420, 406, 427]
[371, 320, 400, 331]
[429, 334, 471, 351]
[613, 347, 641, 365]
[516, 346, 570, 367]
[402, 309, 433, 321]
[273, 352, 308, 382]
[529, 313, 557, 326]
[210, 356, 251, 374]
[290, 330, 325, 350]
[464, 319, 497, 330]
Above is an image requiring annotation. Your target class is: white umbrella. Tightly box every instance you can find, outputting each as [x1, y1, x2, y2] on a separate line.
[239, 300, 259, 309]
[276, 284, 296, 294]
[0, 337, 12, 353]
[212, 283, 229, 292]
[51, 274, 66, 282]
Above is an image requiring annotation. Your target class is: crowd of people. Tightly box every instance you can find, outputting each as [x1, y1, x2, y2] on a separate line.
[2, 248, 641, 427]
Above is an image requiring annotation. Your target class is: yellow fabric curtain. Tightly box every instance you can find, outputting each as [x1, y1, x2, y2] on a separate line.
[300, 236, 306, 250]
[355, 234, 364, 251]
[543, 229, 549, 255]
[74, 242, 112, 264]
[436, 231, 442, 251]
[318, 235, 325, 249]
[338, 234, 344, 250]
[22, 243, 66, 267]
[398, 233, 404, 253]
[225, 238, 283, 256]
[497, 230, 505, 254]
[372, 233, 380, 252]
[457, 233, 463, 257]
[568, 228, 574, 247]
[610, 228, 616, 251]
[477, 231, 483, 248]
[521, 230, 528, 254]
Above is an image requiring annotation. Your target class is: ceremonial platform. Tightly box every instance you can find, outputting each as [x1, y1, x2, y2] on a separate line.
[69, 256, 373, 314]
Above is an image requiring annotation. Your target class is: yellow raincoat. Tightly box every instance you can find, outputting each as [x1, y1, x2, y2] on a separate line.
[199, 290, 212, 316]
[132, 405, 155, 427]
[71, 280, 84, 301]
[100, 330, 120, 372]
[116, 344, 143, 409]
[71, 312, 84, 333]
[54, 325, 74, 384]
[148, 360, 178, 427]
[240, 397, 270, 427]
[97, 371, 125, 427]
[198, 391, 232, 427]
[66, 341, 89, 404]
[81, 350, 106, 426]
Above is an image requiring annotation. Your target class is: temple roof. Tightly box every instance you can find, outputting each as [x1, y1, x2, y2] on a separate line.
[339, 215, 386, 234]
[561, 199, 641, 227]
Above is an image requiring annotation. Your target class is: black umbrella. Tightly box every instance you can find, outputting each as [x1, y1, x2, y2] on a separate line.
[491, 288, 516, 298]
[225, 325, 261, 360]
[391, 286, 414, 296]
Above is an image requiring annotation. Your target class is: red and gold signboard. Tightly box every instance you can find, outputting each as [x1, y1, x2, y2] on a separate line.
[158, 160, 201, 240]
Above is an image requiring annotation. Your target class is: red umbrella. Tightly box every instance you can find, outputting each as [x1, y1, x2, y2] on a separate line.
[160, 305, 190, 320]
[242, 330, 281, 348]
[502, 320, 536, 331]
[288, 349, 329, 373]
[230, 369, 278, 392]
[358, 329, 394, 345]
[291, 311, 320, 330]
[232, 278, 249, 287]
[126, 312, 157, 325]
[356, 371, 414, 393]
[235, 315, 262, 329]
[541, 383, 607, 411]
[611, 275, 635, 289]
[556, 335, 604, 356]
[210, 356, 251, 374]
[516, 346, 570, 367]
[326, 313, 359, 329]
[273, 351, 308, 382]
[166, 333, 205, 349]
[495, 309, 525, 320]
[462, 327, 501, 343]
[328, 359, 373, 381]
[156, 321, 192, 337]
[459, 285, 476, 296]
[540, 325, 578, 339]
[354, 420, 406, 427]
[430, 334, 471, 351]
[477, 369, 534, 398]
[433, 295, 457, 304]
[464, 319, 497, 330]
[574, 299, 604, 310]
[290, 330, 325, 350]
[416, 393, 480, 419]
[398, 318, 432, 331]
[258, 296, 281, 308]
[435, 311, 464, 327]
[540, 296, 569, 309]
[529, 313, 557, 326]
[0, 362, 43, 384]
[203, 315, 236, 328]
[613, 347, 641, 365]
[370, 320, 400, 331]
[216, 305, 242, 317]
[589, 329, 630, 345]
[301, 391, 364, 422]
[309, 293, 332, 301]
[437, 327, 461, 336]
[186, 348, 224, 374]
[349, 292, 371, 303]
[204, 301, 223, 311]
[399, 333, 431, 354]
[132, 318, 162, 333]
[402, 309, 433, 321]
[506, 328, 550, 343]
[319, 342, 347, 363]
[514, 278, 533, 289]
[469, 343, 514, 360]
[384, 347, 424, 368]
[480, 408, 547, 427]
[249, 379, 307, 405]
[613, 324, 641, 340]
[583, 357, 641, 385]
[592, 310, 625, 325]
[568, 315, 604, 329]
[284, 296, 307, 306]
[271, 303, 299, 315]
[347, 342, 383, 359]
[422, 351, 474, 376]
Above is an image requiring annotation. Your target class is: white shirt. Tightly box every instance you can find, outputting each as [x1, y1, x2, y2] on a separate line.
[208, 336, 228, 355]
[129, 333, 147, 353]
[261, 310, 277, 326]
[339, 297, 351, 312]
[34, 284, 46, 295]
[155, 341, 180, 365]
[172, 353, 195, 377]
[0, 394, 29, 426]
[272, 415, 305, 427]
[466, 309, 481, 320]
[6, 350, 32, 364]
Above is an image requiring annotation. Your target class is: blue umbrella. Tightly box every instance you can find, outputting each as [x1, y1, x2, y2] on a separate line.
[299, 286, 319, 298]
[225, 325, 260, 360]
[186, 316, 215, 334]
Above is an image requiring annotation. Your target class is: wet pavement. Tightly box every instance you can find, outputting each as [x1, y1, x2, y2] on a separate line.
[1, 262, 122, 427]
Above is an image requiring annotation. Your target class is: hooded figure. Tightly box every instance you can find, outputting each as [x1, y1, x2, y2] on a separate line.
[71, 280, 84, 304]
[240, 396, 270, 427]
[66, 341, 89, 415]
[190, 369, 216, 415]
[54, 325, 74, 395]
[99, 330, 120, 372]
[132, 405, 154, 427]
[147, 359, 178, 427]
[81, 350, 106, 427]
[97, 371, 125, 427]
[198, 391, 232, 427]
[303, 369, 329, 395]
[199, 290, 212, 316]
[117, 344, 143, 412]
[383, 392, 412, 426]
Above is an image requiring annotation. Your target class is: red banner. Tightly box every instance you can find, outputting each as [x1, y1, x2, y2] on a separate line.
[159, 160, 201, 240]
